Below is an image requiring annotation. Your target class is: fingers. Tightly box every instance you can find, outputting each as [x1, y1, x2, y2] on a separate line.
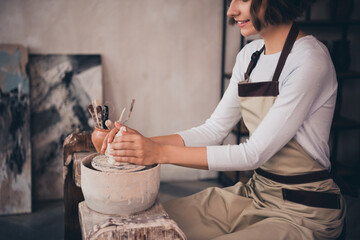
[100, 124, 132, 153]
[106, 134, 146, 161]
[112, 133, 142, 144]
[106, 143, 144, 165]
[106, 148, 138, 158]
[107, 127, 120, 143]
[114, 121, 139, 134]
[100, 134, 109, 154]
[114, 121, 122, 129]
[102, 132, 140, 155]
[108, 141, 135, 150]
[99, 125, 151, 165]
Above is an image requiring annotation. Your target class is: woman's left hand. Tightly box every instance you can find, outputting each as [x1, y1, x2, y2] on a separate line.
[106, 122, 163, 165]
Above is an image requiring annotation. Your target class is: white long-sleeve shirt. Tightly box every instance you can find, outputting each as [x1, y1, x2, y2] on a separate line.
[178, 36, 337, 171]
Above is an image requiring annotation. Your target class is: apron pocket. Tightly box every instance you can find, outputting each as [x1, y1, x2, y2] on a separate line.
[282, 188, 340, 209]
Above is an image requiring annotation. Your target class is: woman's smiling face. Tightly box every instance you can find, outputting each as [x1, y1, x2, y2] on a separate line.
[227, 0, 265, 37]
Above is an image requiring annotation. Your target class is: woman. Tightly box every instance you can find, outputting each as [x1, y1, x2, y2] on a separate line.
[101, 0, 346, 239]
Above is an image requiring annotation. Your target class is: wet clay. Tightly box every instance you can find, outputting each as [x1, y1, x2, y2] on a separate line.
[91, 155, 145, 173]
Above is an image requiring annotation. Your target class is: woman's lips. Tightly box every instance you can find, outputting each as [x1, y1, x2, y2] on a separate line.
[237, 19, 250, 28]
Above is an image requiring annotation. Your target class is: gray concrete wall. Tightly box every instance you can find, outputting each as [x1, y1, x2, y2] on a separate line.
[0, 0, 222, 183]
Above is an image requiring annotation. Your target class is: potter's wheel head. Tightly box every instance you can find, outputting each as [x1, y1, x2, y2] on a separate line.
[91, 155, 145, 173]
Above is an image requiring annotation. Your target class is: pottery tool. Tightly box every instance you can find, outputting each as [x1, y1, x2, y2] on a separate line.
[118, 107, 126, 124]
[91, 100, 101, 128]
[105, 119, 113, 130]
[94, 105, 103, 128]
[93, 99, 100, 107]
[88, 104, 98, 127]
[122, 99, 136, 124]
[102, 105, 109, 129]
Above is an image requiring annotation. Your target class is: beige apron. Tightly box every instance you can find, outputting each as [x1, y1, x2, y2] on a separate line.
[164, 24, 346, 240]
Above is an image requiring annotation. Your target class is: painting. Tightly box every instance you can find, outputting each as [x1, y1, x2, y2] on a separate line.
[0, 44, 32, 215]
[28, 54, 102, 200]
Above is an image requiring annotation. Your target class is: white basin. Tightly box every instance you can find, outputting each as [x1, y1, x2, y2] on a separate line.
[81, 153, 160, 215]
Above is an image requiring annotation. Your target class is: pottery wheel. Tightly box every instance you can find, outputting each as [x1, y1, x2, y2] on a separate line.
[91, 155, 145, 173]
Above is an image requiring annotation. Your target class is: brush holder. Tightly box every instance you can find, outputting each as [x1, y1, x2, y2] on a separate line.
[91, 127, 111, 152]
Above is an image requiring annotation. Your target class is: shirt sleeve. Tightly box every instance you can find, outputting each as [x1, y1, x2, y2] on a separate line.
[207, 51, 337, 171]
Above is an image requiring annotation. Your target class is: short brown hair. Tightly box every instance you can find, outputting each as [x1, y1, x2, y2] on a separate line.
[251, 0, 314, 30]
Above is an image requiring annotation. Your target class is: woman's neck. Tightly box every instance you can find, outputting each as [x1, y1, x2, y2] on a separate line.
[260, 22, 305, 55]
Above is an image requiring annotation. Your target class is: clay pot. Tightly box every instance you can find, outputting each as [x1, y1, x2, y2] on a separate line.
[91, 127, 110, 152]
[81, 153, 160, 215]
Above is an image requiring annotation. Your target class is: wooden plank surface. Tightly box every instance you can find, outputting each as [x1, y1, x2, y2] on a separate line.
[79, 200, 186, 240]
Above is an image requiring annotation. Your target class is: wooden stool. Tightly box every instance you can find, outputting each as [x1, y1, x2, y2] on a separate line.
[79, 199, 186, 240]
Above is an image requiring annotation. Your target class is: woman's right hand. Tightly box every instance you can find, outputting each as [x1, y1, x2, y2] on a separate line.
[100, 123, 121, 154]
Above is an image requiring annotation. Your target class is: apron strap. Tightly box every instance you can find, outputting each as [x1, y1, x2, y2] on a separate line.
[272, 23, 299, 82]
[244, 45, 265, 80]
[255, 168, 331, 184]
[243, 23, 299, 82]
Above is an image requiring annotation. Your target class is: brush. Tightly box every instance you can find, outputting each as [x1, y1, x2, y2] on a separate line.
[88, 104, 98, 127]
[105, 119, 113, 130]
[95, 105, 103, 128]
[102, 105, 109, 129]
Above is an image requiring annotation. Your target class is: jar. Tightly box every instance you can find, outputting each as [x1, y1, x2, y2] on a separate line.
[91, 127, 110, 152]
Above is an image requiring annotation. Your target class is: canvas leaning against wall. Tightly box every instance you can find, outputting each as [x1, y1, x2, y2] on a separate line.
[0, 44, 32, 215]
[28, 54, 102, 200]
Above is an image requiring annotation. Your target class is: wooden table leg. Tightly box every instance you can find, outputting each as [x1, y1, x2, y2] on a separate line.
[63, 130, 95, 240]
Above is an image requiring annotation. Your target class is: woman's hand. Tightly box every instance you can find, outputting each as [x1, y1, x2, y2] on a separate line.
[101, 122, 208, 169]
[101, 121, 163, 165]
[100, 125, 120, 154]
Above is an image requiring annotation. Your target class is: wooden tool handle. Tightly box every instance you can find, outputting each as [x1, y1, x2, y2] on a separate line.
[87, 104, 98, 127]
[95, 105, 103, 128]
